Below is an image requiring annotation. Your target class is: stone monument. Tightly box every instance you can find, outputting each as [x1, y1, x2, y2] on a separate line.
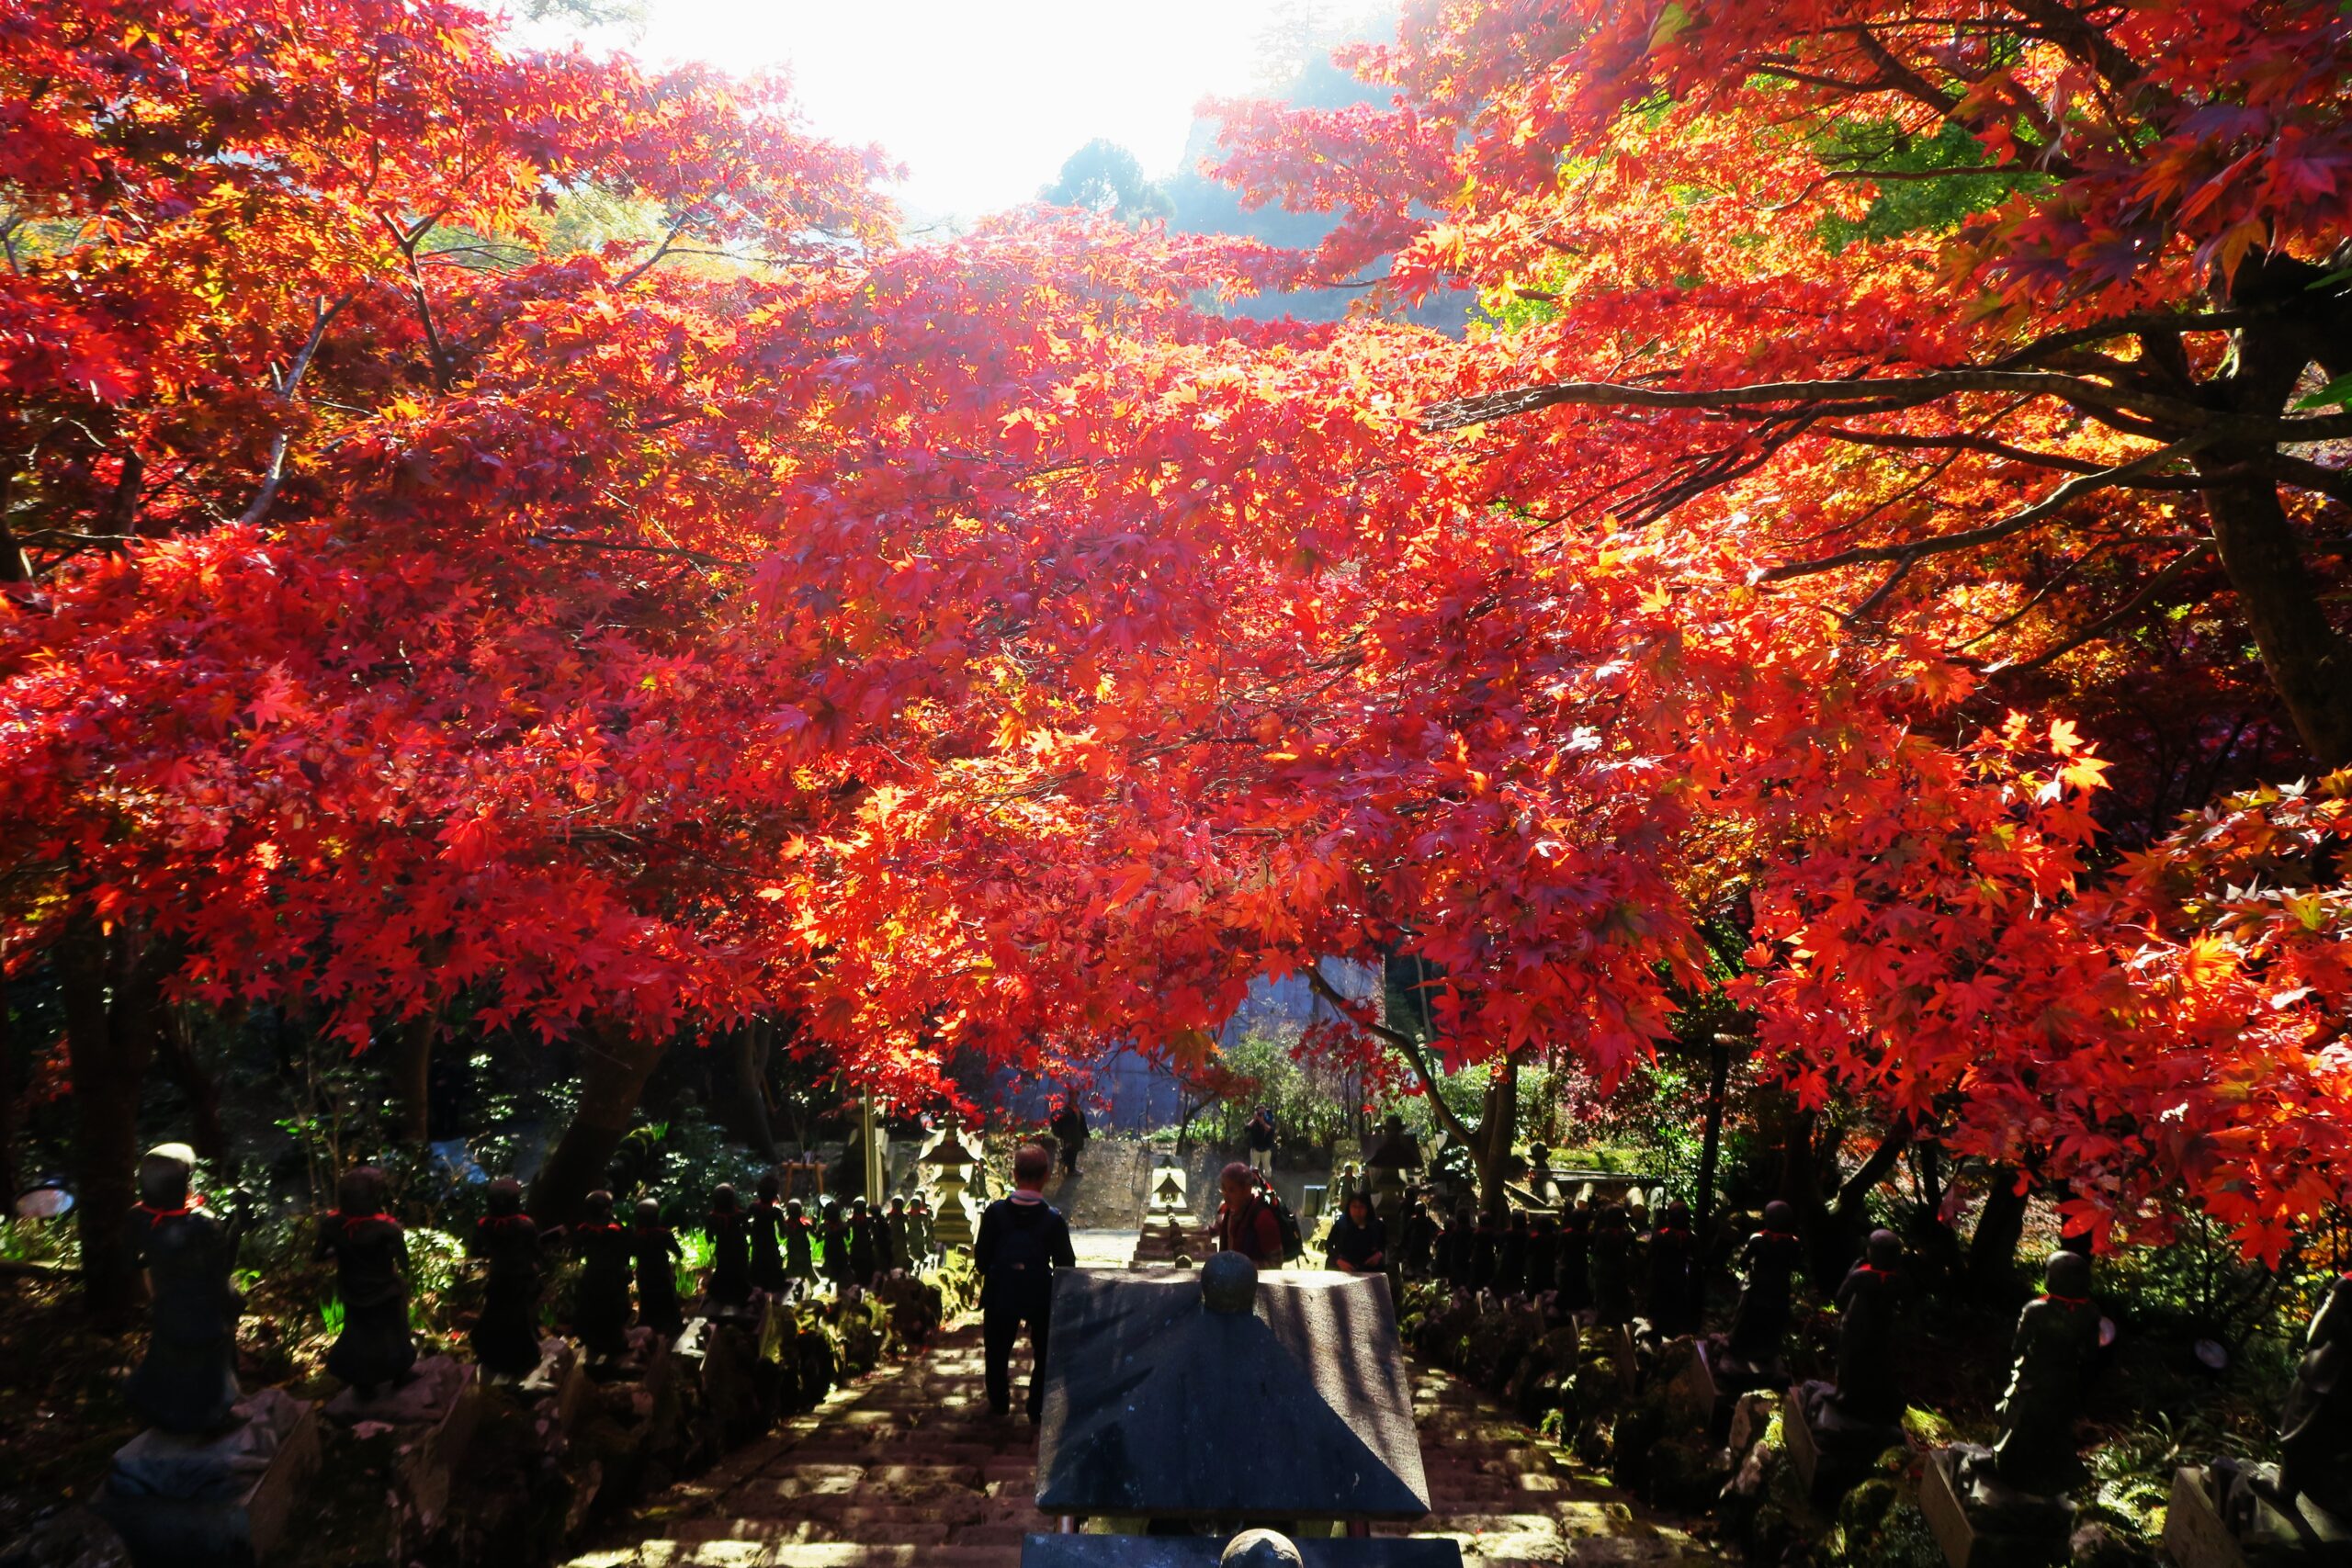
[468, 1176, 549, 1381]
[314, 1164, 417, 1397]
[570, 1189, 636, 1371]
[1923, 1250, 2100, 1568]
[1021, 1530, 1463, 1567]
[125, 1143, 242, 1434]
[1709, 1200, 1804, 1393]
[702, 1181, 755, 1310]
[1789, 1229, 1907, 1499]
[98, 1145, 321, 1568]
[1035, 1255, 1433, 1528]
[632, 1196, 687, 1337]
[921, 1122, 981, 1250]
[2168, 1269, 2351, 1568]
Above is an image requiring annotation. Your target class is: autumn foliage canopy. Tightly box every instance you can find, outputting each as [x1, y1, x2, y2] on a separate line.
[5, 0, 2352, 1259]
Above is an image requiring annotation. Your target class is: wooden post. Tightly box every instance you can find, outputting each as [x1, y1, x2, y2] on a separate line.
[861, 1090, 882, 1201]
[1695, 1034, 1735, 1233]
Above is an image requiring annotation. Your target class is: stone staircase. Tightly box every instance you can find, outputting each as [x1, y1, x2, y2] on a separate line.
[565, 1316, 1722, 1568]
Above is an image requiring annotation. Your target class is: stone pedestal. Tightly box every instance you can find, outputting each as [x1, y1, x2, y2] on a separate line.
[2169, 1464, 2352, 1568]
[1922, 1445, 2072, 1568]
[1786, 1382, 1903, 1502]
[323, 1353, 479, 1535]
[1586, 1321, 1637, 1394]
[96, 1389, 319, 1567]
[1699, 1337, 1784, 1441]
[519, 1337, 592, 1440]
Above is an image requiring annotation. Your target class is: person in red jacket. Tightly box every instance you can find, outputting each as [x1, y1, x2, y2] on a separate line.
[1215, 1161, 1283, 1268]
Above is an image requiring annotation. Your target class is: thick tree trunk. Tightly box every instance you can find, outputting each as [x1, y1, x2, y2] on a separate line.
[1474, 1058, 1519, 1219]
[531, 1026, 664, 1224]
[1967, 1164, 2032, 1306]
[714, 1023, 779, 1161]
[0, 975, 19, 1202]
[1816, 1117, 1911, 1281]
[1692, 1036, 1733, 1233]
[2199, 469, 2352, 769]
[380, 1012, 435, 1147]
[153, 1008, 226, 1163]
[58, 912, 167, 1320]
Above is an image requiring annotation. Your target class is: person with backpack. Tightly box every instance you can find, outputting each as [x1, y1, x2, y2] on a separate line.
[1216, 1161, 1286, 1268]
[974, 1143, 1077, 1419]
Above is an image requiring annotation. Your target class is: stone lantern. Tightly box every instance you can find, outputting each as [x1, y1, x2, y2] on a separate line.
[919, 1123, 981, 1251]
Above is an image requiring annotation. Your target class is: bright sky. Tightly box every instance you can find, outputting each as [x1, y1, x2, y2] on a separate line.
[621, 0, 1381, 222]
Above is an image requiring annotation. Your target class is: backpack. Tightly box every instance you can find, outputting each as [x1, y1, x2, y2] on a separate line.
[1253, 1178, 1305, 1262]
[989, 1201, 1057, 1277]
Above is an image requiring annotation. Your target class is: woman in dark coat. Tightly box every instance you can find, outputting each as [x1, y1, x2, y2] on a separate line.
[571, 1190, 635, 1365]
[704, 1183, 753, 1308]
[315, 1165, 417, 1396]
[632, 1198, 686, 1337]
[747, 1174, 788, 1295]
[468, 1177, 548, 1379]
[1323, 1191, 1388, 1275]
[126, 1143, 243, 1433]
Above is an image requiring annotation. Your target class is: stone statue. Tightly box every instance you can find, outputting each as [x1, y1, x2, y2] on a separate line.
[631, 1197, 686, 1337]
[125, 1144, 243, 1434]
[704, 1182, 753, 1308]
[467, 1177, 548, 1380]
[2278, 1269, 2352, 1524]
[783, 1198, 819, 1292]
[314, 1165, 417, 1396]
[1554, 1200, 1592, 1314]
[571, 1189, 634, 1366]
[1364, 1114, 1421, 1173]
[1988, 1250, 2101, 1492]
[1646, 1199, 1695, 1337]
[1723, 1200, 1804, 1369]
[1827, 1228, 1905, 1426]
[1589, 1202, 1634, 1326]
[747, 1174, 787, 1295]
[1222, 1529, 1305, 1568]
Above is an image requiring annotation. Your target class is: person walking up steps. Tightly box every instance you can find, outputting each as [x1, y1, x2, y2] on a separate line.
[975, 1142, 1076, 1420]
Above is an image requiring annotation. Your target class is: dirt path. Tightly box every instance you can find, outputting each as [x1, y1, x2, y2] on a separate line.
[562, 1311, 1723, 1568]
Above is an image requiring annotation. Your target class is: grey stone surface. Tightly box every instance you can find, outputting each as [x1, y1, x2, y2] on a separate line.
[97, 1389, 318, 1566]
[1035, 1268, 1429, 1519]
[1020, 1537, 1464, 1568]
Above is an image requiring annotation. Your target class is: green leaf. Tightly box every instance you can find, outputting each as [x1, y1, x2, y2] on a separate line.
[2294, 371, 2352, 411]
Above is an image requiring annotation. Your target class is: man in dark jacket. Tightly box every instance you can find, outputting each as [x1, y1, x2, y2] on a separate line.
[974, 1143, 1078, 1419]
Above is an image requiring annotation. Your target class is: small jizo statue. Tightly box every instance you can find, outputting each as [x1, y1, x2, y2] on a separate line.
[747, 1174, 788, 1295]
[2278, 1268, 2351, 1524]
[315, 1165, 417, 1397]
[1589, 1203, 1634, 1325]
[631, 1197, 686, 1337]
[571, 1190, 635, 1366]
[468, 1177, 550, 1380]
[1647, 1199, 1697, 1337]
[1989, 1249, 2101, 1493]
[782, 1198, 818, 1292]
[1826, 1228, 1905, 1427]
[704, 1183, 752, 1308]
[1724, 1201, 1804, 1368]
[126, 1143, 243, 1434]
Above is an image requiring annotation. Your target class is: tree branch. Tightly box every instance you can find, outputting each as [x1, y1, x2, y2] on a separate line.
[526, 535, 744, 568]
[1993, 541, 2213, 672]
[238, 294, 353, 527]
[1303, 961, 1478, 1148]
[1758, 434, 2219, 582]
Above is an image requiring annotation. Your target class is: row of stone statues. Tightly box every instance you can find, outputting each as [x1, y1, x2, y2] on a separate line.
[124, 1147, 960, 1436]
